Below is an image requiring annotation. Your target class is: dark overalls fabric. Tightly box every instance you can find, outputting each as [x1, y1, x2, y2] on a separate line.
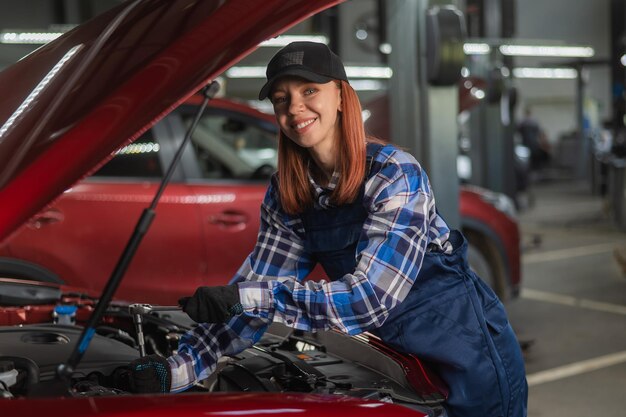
[300, 145, 528, 417]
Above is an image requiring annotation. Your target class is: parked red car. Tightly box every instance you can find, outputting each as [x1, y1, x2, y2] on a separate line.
[0, 94, 520, 304]
[0, 97, 276, 305]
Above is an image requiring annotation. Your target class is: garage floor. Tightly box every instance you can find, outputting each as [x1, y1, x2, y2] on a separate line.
[505, 178, 626, 416]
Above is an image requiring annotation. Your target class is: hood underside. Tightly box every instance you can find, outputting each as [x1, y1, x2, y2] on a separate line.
[0, 0, 341, 242]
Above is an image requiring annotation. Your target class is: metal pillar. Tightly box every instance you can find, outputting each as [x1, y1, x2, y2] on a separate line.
[386, 0, 461, 228]
[575, 67, 589, 180]
[609, 0, 626, 228]
[610, 0, 626, 132]
[466, 0, 517, 201]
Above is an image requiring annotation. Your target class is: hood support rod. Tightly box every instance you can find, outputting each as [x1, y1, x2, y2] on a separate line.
[35, 81, 220, 395]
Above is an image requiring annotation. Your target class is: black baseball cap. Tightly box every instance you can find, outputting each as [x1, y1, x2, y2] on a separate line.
[258, 41, 348, 100]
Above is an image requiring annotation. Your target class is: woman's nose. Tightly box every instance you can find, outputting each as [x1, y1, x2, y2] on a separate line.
[288, 96, 304, 114]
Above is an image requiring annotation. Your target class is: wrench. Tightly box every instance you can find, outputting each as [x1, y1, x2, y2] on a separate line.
[128, 304, 181, 357]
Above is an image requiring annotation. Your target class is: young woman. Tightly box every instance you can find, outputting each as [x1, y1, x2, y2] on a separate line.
[130, 41, 528, 417]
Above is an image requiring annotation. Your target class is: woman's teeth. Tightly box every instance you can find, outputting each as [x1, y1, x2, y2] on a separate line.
[295, 119, 316, 129]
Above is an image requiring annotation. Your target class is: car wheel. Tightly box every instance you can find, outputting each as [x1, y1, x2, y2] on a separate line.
[463, 230, 508, 301]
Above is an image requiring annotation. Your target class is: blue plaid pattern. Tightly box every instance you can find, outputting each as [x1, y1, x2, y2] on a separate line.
[168, 144, 452, 392]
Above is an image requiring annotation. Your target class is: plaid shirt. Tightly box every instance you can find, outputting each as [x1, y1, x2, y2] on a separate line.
[168, 144, 451, 392]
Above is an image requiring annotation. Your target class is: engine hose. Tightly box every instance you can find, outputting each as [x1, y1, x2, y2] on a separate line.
[0, 356, 40, 389]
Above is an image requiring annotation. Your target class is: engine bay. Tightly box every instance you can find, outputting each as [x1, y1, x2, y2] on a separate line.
[0, 281, 446, 415]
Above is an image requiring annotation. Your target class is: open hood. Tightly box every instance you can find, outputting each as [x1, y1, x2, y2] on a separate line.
[0, 0, 341, 242]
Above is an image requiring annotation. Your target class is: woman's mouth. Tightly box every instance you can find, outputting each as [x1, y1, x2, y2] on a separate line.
[292, 118, 317, 133]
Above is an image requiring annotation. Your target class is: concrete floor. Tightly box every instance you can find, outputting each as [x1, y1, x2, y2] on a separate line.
[505, 178, 626, 416]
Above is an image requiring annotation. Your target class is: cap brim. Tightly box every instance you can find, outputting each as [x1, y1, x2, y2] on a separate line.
[258, 68, 335, 100]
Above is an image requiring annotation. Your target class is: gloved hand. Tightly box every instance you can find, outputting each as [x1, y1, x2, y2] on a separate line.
[178, 285, 243, 323]
[129, 354, 171, 393]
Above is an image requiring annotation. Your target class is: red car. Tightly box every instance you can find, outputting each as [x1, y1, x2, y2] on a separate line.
[0, 97, 277, 305]
[0, 95, 520, 305]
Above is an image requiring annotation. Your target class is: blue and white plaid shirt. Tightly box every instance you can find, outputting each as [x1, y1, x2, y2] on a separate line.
[168, 144, 452, 391]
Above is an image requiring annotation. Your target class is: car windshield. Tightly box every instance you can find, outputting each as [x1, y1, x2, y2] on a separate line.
[185, 112, 278, 180]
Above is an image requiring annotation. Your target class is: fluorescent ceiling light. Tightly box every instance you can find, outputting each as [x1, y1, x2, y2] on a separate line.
[226, 66, 392, 79]
[0, 44, 82, 141]
[345, 66, 392, 78]
[1, 25, 75, 44]
[1, 30, 64, 44]
[513, 67, 578, 79]
[464, 42, 595, 58]
[225, 66, 266, 78]
[116, 142, 160, 155]
[350, 79, 385, 91]
[500, 45, 594, 58]
[463, 43, 491, 55]
[260, 35, 328, 47]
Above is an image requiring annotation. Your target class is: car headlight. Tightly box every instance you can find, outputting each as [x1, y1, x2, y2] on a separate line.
[457, 154, 472, 181]
[479, 189, 518, 220]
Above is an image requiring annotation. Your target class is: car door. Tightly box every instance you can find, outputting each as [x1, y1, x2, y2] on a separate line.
[4, 122, 207, 305]
[170, 104, 278, 285]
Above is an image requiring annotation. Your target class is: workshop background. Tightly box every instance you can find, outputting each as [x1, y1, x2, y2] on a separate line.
[1, 1, 625, 415]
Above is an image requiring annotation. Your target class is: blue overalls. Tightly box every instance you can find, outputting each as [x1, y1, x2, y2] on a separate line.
[300, 144, 528, 417]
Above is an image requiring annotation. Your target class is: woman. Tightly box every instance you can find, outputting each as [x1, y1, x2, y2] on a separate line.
[130, 41, 528, 417]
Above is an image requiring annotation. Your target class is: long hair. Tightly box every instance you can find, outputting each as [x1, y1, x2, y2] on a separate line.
[277, 80, 367, 215]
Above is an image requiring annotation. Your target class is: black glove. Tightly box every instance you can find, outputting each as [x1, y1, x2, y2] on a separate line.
[129, 354, 171, 393]
[178, 285, 243, 323]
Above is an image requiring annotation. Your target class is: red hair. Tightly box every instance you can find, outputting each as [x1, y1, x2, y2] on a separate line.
[277, 80, 367, 215]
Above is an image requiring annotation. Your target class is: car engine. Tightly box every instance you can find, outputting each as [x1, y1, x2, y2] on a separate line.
[0, 282, 446, 416]
[0, 323, 137, 397]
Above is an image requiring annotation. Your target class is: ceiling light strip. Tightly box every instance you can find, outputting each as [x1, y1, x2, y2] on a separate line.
[226, 66, 393, 79]
[500, 45, 594, 58]
[0, 44, 83, 141]
[463, 43, 595, 58]
[513, 67, 578, 79]
[463, 43, 491, 55]
[1, 31, 64, 44]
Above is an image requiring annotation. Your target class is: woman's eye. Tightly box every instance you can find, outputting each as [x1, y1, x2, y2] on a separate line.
[272, 96, 286, 105]
[304, 88, 316, 95]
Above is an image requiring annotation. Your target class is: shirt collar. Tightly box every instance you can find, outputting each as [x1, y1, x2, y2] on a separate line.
[307, 163, 339, 210]
[307, 164, 340, 194]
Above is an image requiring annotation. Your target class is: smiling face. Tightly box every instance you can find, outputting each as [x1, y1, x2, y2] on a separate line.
[270, 77, 342, 172]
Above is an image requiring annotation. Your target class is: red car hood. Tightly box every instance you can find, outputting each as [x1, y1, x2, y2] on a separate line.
[4, 390, 420, 417]
[0, 0, 341, 242]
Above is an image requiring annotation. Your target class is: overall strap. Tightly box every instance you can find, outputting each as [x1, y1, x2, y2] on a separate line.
[365, 142, 385, 180]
